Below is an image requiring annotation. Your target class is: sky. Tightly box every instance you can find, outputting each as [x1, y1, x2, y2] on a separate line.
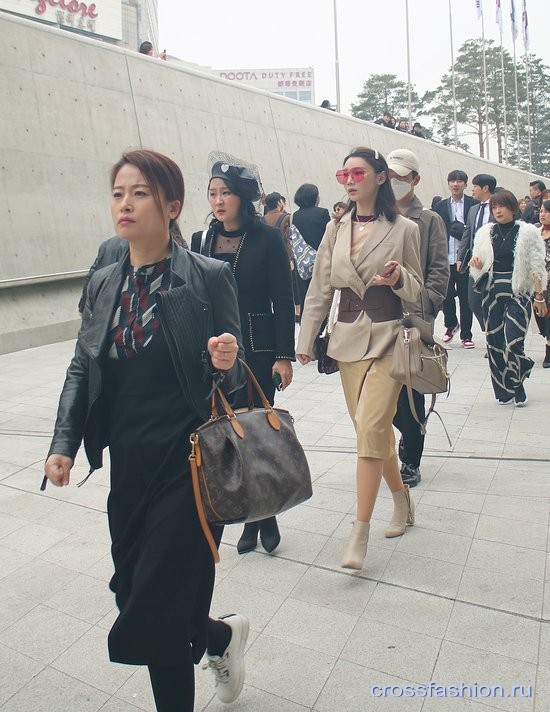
[158, 0, 548, 117]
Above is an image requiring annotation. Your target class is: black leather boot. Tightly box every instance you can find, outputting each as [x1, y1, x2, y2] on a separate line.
[237, 522, 259, 554]
[259, 516, 281, 553]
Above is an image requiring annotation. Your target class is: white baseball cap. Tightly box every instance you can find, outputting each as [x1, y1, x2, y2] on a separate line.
[387, 149, 420, 176]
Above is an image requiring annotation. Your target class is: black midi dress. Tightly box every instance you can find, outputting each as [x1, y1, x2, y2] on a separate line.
[102, 329, 214, 666]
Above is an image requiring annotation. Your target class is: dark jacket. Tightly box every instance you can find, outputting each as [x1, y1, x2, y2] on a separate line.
[432, 195, 479, 244]
[399, 196, 449, 321]
[49, 242, 246, 471]
[292, 206, 331, 251]
[78, 236, 128, 314]
[522, 196, 542, 225]
[191, 221, 295, 361]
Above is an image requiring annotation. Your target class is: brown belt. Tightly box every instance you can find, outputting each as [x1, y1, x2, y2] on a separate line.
[338, 286, 403, 324]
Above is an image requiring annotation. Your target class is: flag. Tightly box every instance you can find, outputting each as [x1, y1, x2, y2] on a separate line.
[522, 0, 529, 51]
[510, 0, 518, 41]
[475, 0, 482, 18]
[496, 0, 503, 33]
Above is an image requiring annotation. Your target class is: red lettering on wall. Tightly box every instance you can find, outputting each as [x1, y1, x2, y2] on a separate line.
[35, 0, 99, 19]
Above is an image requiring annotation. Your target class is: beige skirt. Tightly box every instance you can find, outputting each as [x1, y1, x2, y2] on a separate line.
[339, 355, 401, 460]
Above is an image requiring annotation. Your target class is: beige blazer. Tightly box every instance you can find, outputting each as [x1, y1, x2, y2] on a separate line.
[297, 212, 422, 362]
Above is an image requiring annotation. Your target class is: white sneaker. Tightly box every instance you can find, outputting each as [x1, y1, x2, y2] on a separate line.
[204, 614, 249, 704]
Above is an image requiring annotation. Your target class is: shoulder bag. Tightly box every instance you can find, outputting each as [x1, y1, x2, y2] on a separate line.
[290, 215, 316, 280]
[390, 314, 451, 442]
[189, 361, 312, 562]
[314, 290, 340, 375]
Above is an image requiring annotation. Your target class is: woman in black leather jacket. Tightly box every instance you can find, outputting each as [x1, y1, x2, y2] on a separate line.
[44, 150, 249, 711]
[191, 161, 295, 555]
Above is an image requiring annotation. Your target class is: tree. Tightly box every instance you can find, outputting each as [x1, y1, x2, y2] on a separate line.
[351, 74, 424, 124]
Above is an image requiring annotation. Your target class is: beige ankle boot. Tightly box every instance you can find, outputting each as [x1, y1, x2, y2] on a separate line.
[341, 521, 370, 569]
[385, 485, 415, 538]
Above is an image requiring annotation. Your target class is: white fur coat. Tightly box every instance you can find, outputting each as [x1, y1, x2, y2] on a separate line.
[470, 220, 547, 295]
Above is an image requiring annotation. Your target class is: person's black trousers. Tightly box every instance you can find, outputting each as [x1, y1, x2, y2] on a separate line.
[442, 264, 474, 341]
[393, 386, 426, 468]
[468, 275, 485, 331]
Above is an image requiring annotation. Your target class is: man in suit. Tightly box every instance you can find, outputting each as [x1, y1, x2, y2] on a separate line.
[457, 173, 496, 330]
[387, 149, 449, 487]
[433, 170, 479, 348]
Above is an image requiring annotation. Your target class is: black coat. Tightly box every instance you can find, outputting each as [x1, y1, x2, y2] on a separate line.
[292, 206, 331, 250]
[48, 242, 246, 472]
[432, 195, 479, 243]
[191, 221, 295, 362]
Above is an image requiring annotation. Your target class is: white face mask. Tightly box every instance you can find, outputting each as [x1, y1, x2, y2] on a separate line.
[391, 178, 412, 200]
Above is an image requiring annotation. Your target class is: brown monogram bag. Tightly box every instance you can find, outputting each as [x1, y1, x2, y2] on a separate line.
[189, 362, 312, 562]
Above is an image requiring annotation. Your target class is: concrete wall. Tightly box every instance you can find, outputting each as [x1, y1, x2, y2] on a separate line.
[1, 11, 544, 353]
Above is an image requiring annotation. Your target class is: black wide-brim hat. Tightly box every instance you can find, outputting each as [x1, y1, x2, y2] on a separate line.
[210, 161, 261, 202]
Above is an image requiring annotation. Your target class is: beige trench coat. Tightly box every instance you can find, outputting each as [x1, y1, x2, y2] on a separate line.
[296, 211, 423, 362]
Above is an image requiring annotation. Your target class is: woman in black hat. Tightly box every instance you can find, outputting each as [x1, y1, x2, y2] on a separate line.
[191, 162, 296, 555]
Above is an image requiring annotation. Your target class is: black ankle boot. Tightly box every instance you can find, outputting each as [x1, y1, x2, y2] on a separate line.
[237, 522, 259, 554]
[259, 516, 280, 553]
[544, 345, 550, 369]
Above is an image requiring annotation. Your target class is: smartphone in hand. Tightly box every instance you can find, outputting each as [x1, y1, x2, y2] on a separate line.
[272, 372, 283, 391]
[381, 262, 398, 278]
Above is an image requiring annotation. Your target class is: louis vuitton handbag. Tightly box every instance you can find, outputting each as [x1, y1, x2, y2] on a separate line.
[189, 361, 312, 562]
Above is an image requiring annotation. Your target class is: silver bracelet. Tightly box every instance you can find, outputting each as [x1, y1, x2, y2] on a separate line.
[534, 298, 546, 303]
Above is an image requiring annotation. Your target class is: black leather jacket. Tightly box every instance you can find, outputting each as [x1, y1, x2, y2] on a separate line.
[48, 242, 246, 473]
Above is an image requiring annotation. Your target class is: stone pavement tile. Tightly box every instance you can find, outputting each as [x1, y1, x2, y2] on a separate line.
[0, 604, 91, 664]
[0, 521, 68, 557]
[0, 589, 37, 634]
[43, 573, 116, 625]
[204, 685, 309, 711]
[313, 537, 393, 580]
[422, 697, 504, 711]
[427, 466, 496, 494]
[305, 484, 357, 513]
[86, 554, 116, 584]
[278, 502, 345, 536]
[538, 620, 550, 661]
[0, 665, 109, 711]
[395, 526, 472, 566]
[0, 512, 32, 538]
[263, 597, 358, 657]
[382, 551, 464, 598]
[460, 427, 509, 444]
[0, 544, 32, 581]
[113, 667, 157, 711]
[431, 640, 536, 712]
[481, 495, 550, 526]
[98, 699, 146, 711]
[210, 577, 285, 632]
[0, 643, 43, 706]
[96, 607, 119, 632]
[290, 566, 375, 616]
[458, 568, 543, 618]
[267, 526, 328, 564]
[535, 665, 550, 712]
[416, 502, 479, 537]
[39, 532, 109, 573]
[362, 582, 454, 638]
[313, 658, 423, 711]
[419, 490, 486, 514]
[38, 501, 110, 536]
[489, 468, 550, 498]
[542, 585, 550, 621]
[341, 618, 442, 683]
[243, 633, 335, 708]
[466, 539, 546, 581]
[225, 551, 307, 598]
[0, 558, 79, 604]
[0, 486, 62, 521]
[446, 601, 540, 663]
[474, 514, 548, 551]
[52, 626, 137, 695]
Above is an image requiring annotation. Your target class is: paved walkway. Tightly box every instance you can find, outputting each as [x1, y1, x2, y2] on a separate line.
[0, 316, 549, 711]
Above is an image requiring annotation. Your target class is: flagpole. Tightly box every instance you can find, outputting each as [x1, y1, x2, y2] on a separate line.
[480, 9, 490, 159]
[512, 38, 521, 165]
[405, 0, 412, 129]
[499, 30, 509, 163]
[523, 53, 533, 171]
[448, 0, 458, 148]
[333, 0, 341, 112]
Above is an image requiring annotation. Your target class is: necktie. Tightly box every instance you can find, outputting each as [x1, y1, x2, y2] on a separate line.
[475, 203, 487, 232]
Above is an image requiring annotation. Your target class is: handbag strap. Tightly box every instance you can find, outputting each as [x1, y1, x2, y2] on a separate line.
[189, 436, 220, 563]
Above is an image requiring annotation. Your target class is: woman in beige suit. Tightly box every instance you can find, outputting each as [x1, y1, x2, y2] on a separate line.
[296, 147, 422, 570]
